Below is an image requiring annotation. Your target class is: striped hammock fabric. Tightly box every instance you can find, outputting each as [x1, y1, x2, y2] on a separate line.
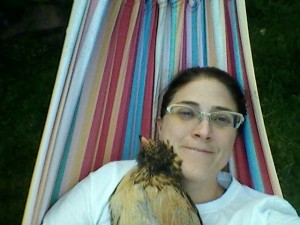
[22, 0, 282, 224]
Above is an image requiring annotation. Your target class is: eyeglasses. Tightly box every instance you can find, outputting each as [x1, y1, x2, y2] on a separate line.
[166, 104, 244, 129]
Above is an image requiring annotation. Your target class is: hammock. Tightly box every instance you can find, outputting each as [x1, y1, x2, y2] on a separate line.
[22, 0, 282, 224]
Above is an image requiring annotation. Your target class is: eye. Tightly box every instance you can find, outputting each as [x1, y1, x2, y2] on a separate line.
[211, 112, 233, 127]
[173, 106, 196, 121]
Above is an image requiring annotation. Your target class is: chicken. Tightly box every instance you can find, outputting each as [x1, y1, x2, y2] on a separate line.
[109, 137, 203, 225]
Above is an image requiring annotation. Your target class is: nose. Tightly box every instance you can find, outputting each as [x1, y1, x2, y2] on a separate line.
[192, 118, 212, 141]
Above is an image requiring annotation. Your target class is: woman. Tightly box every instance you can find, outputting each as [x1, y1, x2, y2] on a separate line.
[42, 67, 299, 224]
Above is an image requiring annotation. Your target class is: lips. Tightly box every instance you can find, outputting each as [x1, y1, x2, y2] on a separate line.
[183, 146, 213, 154]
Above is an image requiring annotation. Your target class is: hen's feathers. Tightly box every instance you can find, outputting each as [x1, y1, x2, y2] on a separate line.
[109, 139, 202, 225]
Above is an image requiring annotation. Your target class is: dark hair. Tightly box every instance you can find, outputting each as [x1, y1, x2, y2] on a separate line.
[160, 66, 247, 131]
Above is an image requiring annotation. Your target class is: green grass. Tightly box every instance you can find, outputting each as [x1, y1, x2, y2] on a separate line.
[0, 1, 299, 224]
[247, 0, 300, 213]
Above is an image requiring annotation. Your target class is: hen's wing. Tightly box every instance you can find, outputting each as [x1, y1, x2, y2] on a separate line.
[146, 179, 202, 225]
[109, 167, 160, 225]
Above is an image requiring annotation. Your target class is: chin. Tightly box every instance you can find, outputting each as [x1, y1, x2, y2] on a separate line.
[182, 163, 206, 179]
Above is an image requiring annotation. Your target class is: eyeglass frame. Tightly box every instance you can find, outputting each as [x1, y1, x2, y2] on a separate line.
[165, 103, 245, 129]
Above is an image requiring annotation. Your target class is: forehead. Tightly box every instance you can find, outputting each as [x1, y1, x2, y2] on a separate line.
[170, 78, 237, 111]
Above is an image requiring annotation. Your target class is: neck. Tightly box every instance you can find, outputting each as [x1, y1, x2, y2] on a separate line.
[183, 178, 225, 204]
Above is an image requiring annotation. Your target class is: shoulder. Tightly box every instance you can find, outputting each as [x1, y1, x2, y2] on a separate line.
[88, 160, 137, 189]
[42, 160, 137, 225]
[198, 172, 300, 225]
[87, 160, 137, 203]
[231, 182, 300, 224]
[91, 160, 137, 177]
[217, 172, 292, 205]
[226, 173, 298, 216]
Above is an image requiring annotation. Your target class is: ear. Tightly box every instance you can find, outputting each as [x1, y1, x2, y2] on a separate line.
[156, 116, 163, 137]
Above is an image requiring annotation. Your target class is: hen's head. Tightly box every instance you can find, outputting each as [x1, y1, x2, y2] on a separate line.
[137, 137, 182, 177]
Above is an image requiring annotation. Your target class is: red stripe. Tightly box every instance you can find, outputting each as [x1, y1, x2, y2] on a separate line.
[237, 28, 273, 194]
[141, 2, 158, 139]
[233, 0, 273, 194]
[224, 1, 252, 186]
[80, 2, 126, 179]
[79, 40, 116, 180]
[93, 1, 136, 170]
[241, 67, 273, 194]
[234, 136, 253, 187]
[110, 2, 144, 161]
[224, 1, 235, 75]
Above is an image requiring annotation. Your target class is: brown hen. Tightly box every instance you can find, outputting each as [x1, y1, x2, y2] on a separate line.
[109, 137, 202, 225]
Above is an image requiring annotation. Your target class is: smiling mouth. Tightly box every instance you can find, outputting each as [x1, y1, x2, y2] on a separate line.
[183, 146, 213, 154]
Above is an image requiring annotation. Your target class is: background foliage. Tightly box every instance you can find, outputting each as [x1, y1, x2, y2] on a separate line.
[0, 0, 299, 224]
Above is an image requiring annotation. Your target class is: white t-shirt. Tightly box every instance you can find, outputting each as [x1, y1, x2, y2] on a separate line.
[42, 160, 300, 225]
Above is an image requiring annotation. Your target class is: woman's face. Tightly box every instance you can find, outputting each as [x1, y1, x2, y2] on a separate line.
[156, 78, 238, 183]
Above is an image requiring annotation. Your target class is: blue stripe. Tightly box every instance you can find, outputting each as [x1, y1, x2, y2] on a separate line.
[49, 0, 111, 204]
[191, 5, 198, 66]
[169, 2, 178, 80]
[50, 92, 81, 205]
[201, 0, 207, 66]
[229, 0, 264, 192]
[122, 1, 152, 159]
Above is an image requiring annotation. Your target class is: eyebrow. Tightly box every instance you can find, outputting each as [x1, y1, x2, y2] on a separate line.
[212, 106, 234, 112]
[176, 101, 199, 107]
[175, 101, 235, 112]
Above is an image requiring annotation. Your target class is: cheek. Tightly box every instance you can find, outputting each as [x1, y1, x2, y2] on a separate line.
[217, 131, 237, 157]
[228, 131, 238, 149]
[157, 118, 186, 145]
[158, 122, 175, 142]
